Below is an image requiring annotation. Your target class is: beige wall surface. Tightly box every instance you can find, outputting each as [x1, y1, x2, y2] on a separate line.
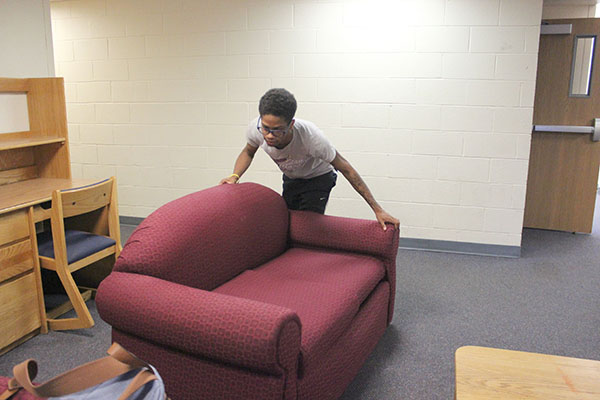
[0, 0, 55, 134]
[51, 0, 544, 247]
[0, 0, 55, 78]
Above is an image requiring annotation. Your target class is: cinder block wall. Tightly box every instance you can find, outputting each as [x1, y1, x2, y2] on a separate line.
[51, 0, 544, 247]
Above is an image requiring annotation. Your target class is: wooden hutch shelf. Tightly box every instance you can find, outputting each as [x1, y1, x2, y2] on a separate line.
[0, 135, 65, 151]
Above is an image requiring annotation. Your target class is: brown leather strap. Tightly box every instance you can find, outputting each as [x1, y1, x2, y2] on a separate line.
[0, 386, 19, 400]
[6, 379, 19, 391]
[118, 369, 157, 400]
[9, 343, 154, 398]
[107, 343, 148, 370]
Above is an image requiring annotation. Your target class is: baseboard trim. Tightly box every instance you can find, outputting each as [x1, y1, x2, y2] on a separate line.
[399, 237, 521, 258]
[120, 216, 144, 226]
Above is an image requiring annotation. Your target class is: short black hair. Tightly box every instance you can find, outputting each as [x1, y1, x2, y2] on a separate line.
[259, 88, 297, 124]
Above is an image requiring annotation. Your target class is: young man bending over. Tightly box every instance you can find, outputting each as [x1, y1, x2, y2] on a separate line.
[220, 88, 399, 231]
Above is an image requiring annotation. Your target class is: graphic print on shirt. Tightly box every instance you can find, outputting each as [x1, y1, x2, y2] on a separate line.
[272, 157, 309, 173]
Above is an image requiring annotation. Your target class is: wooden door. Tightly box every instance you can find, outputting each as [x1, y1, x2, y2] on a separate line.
[524, 18, 600, 233]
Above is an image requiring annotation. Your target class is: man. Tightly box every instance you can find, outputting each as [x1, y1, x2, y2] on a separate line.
[220, 88, 399, 231]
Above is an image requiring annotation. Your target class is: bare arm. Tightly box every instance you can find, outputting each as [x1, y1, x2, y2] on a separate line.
[219, 144, 258, 184]
[331, 151, 399, 230]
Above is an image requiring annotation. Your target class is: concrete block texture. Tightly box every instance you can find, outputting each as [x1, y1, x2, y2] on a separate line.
[52, 0, 545, 247]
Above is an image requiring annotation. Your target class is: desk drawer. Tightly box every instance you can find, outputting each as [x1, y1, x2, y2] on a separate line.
[0, 239, 34, 282]
[0, 273, 41, 349]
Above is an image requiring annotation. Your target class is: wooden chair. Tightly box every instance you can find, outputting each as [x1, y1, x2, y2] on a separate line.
[37, 177, 121, 331]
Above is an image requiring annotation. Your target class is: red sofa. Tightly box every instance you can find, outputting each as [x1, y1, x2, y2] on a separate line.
[96, 182, 398, 400]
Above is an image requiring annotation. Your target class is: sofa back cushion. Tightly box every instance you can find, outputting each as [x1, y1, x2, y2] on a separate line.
[114, 183, 289, 290]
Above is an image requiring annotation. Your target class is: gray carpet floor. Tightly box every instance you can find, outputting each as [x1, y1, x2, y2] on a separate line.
[1, 199, 599, 399]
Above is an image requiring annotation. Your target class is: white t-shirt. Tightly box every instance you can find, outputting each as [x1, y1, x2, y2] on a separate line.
[246, 117, 337, 179]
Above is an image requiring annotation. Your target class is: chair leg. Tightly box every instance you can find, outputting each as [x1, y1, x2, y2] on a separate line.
[48, 268, 95, 331]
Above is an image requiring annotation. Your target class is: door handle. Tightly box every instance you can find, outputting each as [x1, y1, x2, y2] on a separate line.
[533, 118, 600, 142]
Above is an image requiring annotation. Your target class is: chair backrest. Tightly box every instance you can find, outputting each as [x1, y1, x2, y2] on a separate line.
[59, 178, 113, 219]
[50, 177, 121, 262]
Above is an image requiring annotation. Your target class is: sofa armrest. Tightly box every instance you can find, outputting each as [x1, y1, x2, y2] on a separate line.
[289, 210, 399, 262]
[289, 210, 399, 324]
[96, 272, 302, 376]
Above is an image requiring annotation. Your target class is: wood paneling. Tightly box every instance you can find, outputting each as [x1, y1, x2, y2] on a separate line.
[0, 148, 35, 171]
[0, 239, 34, 282]
[0, 77, 70, 188]
[0, 166, 38, 186]
[0, 78, 28, 92]
[27, 78, 70, 179]
[0, 209, 29, 243]
[0, 273, 42, 350]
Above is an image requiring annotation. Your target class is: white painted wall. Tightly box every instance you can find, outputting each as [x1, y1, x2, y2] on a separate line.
[51, 0, 544, 247]
[0, 0, 55, 78]
[0, 0, 55, 135]
[0, 95, 30, 134]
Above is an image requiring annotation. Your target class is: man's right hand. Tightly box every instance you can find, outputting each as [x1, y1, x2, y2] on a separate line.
[219, 175, 239, 185]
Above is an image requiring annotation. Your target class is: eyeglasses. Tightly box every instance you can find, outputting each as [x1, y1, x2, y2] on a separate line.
[257, 118, 292, 137]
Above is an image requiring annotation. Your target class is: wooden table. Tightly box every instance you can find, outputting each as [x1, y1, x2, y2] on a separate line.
[455, 346, 600, 399]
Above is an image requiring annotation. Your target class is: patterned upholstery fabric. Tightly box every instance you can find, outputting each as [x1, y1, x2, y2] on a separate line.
[254, 248, 385, 305]
[214, 248, 385, 370]
[37, 230, 115, 264]
[114, 183, 289, 290]
[108, 284, 388, 400]
[111, 329, 296, 400]
[299, 282, 390, 400]
[289, 209, 399, 324]
[96, 183, 399, 400]
[96, 271, 301, 376]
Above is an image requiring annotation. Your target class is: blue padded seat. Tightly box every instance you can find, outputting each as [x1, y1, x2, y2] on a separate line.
[37, 230, 116, 264]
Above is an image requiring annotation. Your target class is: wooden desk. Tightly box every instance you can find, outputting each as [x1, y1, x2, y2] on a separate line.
[455, 346, 600, 399]
[0, 178, 95, 213]
[0, 178, 96, 354]
[0, 78, 100, 353]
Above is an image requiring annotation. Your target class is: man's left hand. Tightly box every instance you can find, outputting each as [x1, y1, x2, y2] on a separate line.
[375, 209, 400, 231]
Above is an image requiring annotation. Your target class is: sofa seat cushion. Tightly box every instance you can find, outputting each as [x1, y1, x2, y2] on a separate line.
[213, 247, 385, 369]
[255, 247, 385, 305]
